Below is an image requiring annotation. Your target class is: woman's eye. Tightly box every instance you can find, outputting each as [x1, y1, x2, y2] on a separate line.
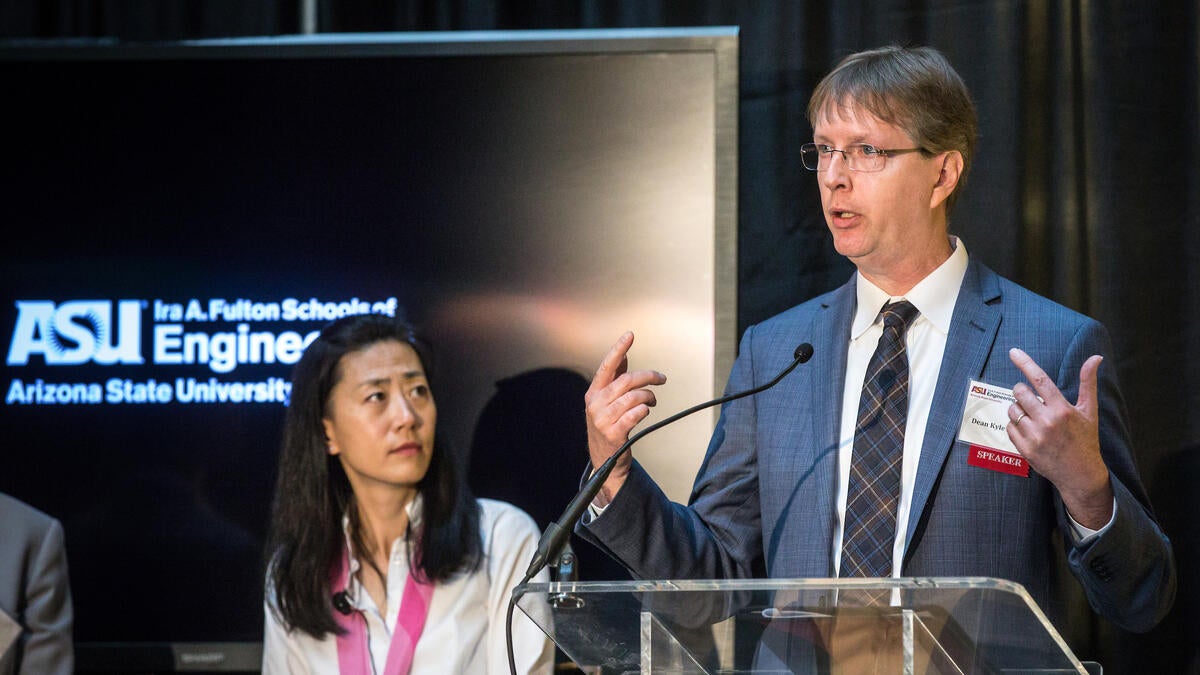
[858, 144, 882, 156]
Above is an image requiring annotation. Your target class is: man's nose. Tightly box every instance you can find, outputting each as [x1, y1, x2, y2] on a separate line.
[820, 150, 850, 189]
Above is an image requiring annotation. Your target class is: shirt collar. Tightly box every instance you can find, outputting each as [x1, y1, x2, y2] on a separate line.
[851, 236, 969, 338]
[339, 494, 424, 597]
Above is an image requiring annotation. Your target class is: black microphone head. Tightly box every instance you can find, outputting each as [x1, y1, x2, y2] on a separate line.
[793, 343, 814, 363]
[332, 590, 353, 615]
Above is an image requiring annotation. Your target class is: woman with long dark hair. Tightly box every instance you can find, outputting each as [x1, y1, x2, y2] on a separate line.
[261, 313, 552, 673]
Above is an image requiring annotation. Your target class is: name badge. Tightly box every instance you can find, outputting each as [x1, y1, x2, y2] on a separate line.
[958, 380, 1028, 477]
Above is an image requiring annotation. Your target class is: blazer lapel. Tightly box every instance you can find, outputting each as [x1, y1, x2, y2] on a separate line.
[905, 262, 1003, 554]
[811, 278, 856, 465]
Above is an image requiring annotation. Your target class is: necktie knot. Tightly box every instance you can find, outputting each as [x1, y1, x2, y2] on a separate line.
[880, 300, 919, 332]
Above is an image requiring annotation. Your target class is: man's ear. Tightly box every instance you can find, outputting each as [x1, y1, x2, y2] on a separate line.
[930, 150, 964, 210]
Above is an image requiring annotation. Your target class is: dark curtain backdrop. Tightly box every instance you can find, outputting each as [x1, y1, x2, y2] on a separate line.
[3, 2, 1197, 673]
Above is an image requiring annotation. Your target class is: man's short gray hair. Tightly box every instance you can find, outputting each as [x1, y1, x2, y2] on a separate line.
[808, 45, 978, 210]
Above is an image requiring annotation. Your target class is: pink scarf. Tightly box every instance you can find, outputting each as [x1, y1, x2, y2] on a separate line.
[331, 546, 435, 675]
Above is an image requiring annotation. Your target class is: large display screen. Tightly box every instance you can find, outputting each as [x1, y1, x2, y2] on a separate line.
[1, 28, 738, 670]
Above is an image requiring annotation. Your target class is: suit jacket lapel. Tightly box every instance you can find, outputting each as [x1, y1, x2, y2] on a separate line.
[789, 278, 854, 577]
[812, 278, 856, 469]
[905, 261, 1003, 556]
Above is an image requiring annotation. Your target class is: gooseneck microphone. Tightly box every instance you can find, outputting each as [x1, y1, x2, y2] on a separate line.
[506, 342, 814, 675]
[521, 342, 815, 583]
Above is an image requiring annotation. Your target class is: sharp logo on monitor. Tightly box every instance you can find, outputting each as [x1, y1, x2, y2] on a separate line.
[5, 296, 399, 407]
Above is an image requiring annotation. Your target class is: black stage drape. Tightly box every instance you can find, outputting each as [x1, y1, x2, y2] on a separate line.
[4, 2, 1197, 673]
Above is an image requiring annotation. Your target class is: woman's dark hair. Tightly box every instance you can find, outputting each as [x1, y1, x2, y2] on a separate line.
[264, 312, 481, 638]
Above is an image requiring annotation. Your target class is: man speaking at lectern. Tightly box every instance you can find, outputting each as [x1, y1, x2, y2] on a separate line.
[575, 44, 1175, 645]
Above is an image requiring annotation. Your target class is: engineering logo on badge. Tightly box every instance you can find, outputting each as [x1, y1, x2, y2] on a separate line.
[958, 379, 1029, 477]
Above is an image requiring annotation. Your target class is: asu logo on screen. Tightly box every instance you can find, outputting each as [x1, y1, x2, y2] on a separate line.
[6, 296, 401, 406]
[6, 300, 144, 366]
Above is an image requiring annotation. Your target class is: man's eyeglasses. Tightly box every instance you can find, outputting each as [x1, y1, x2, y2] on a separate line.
[800, 142, 927, 172]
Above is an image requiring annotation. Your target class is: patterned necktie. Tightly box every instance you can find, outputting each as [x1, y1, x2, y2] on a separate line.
[840, 300, 920, 578]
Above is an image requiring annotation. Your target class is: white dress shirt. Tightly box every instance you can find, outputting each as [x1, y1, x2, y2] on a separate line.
[262, 498, 554, 674]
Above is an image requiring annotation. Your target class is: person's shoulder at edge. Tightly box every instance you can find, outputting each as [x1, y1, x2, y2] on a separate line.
[0, 491, 58, 528]
[0, 493, 66, 561]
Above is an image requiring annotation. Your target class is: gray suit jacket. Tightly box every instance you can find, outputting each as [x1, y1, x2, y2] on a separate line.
[0, 493, 73, 675]
[581, 260, 1175, 635]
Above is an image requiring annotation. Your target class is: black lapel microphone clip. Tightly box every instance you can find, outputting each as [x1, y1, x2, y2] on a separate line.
[332, 590, 353, 615]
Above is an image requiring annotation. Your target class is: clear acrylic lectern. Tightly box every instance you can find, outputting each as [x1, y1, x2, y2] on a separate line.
[514, 577, 1099, 674]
